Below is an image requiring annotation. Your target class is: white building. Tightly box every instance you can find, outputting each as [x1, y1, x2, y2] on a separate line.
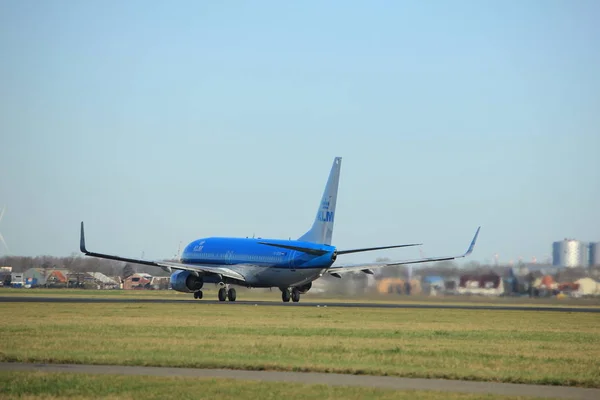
[552, 239, 588, 267]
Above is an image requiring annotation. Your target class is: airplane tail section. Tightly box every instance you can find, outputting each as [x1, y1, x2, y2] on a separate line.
[298, 157, 342, 245]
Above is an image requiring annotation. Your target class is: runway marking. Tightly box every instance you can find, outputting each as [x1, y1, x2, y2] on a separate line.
[2, 362, 599, 399]
[0, 296, 599, 313]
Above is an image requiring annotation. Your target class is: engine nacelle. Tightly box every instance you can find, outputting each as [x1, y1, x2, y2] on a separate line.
[296, 282, 312, 294]
[170, 270, 204, 293]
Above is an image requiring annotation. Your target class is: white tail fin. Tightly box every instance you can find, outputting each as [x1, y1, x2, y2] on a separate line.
[298, 157, 342, 245]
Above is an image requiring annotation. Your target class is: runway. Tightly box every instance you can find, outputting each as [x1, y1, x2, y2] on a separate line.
[1, 296, 599, 312]
[2, 362, 599, 399]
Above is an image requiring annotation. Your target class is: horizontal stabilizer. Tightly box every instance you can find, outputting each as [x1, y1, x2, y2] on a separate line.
[337, 243, 421, 255]
[257, 241, 329, 256]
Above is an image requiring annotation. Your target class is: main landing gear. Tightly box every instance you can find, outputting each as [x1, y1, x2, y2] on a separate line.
[218, 286, 236, 302]
[281, 287, 301, 303]
[192, 286, 236, 302]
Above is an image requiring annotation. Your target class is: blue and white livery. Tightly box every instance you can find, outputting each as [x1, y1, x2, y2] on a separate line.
[79, 157, 480, 302]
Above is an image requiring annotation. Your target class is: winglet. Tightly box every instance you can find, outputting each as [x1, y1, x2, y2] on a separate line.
[464, 226, 480, 256]
[80, 221, 88, 254]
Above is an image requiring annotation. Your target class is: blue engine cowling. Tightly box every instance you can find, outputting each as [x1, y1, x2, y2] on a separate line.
[170, 270, 204, 293]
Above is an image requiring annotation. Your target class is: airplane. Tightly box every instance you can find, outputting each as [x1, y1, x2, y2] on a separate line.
[79, 157, 480, 302]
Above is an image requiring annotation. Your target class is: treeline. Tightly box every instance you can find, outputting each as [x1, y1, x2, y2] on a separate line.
[0, 254, 172, 278]
[2, 254, 471, 279]
[5, 254, 588, 282]
[376, 258, 469, 279]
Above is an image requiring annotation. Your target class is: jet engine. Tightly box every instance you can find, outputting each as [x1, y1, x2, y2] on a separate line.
[170, 270, 204, 293]
[295, 282, 312, 294]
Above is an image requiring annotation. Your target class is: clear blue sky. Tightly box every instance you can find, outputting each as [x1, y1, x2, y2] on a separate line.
[1, 0, 599, 265]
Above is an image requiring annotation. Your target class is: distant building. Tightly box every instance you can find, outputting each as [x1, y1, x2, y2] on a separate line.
[150, 276, 170, 290]
[552, 239, 588, 267]
[67, 272, 88, 288]
[572, 278, 600, 296]
[123, 273, 153, 290]
[589, 242, 600, 267]
[110, 276, 124, 289]
[65, 272, 119, 289]
[457, 272, 504, 296]
[10, 272, 23, 288]
[377, 278, 421, 295]
[87, 272, 119, 289]
[46, 269, 70, 287]
[421, 276, 445, 296]
[0, 270, 12, 286]
[23, 268, 48, 287]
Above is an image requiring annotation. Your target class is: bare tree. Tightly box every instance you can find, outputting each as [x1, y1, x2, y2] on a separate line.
[122, 263, 135, 279]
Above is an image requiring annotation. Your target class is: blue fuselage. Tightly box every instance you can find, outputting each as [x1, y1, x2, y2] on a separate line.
[177, 237, 337, 288]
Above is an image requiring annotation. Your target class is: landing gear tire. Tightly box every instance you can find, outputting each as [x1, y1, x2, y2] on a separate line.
[291, 288, 300, 303]
[218, 287, 227, 302]
[193, 291, 203, 300]
[228, 288, 237, 302]
[281, 289, 291, 303]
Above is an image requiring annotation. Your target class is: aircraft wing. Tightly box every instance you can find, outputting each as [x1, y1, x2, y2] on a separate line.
[326, 227, 480, 277]
[155, 261, 246, 281]
[79, 222, 246, 282]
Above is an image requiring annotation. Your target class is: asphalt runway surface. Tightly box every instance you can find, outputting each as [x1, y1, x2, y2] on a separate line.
[2, 363, 599, 399]
[1, 296, 599, 312]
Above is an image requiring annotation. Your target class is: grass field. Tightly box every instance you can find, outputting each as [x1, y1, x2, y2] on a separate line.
[2, 287, 600, 308]
[0, 371, 547, 400]
[1, 302, 599, 388]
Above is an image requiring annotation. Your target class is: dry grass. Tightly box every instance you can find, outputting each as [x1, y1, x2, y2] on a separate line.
[1, 303, 599, 387]
[0, 371, 548, 400]
[2, 287, 600, 308]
